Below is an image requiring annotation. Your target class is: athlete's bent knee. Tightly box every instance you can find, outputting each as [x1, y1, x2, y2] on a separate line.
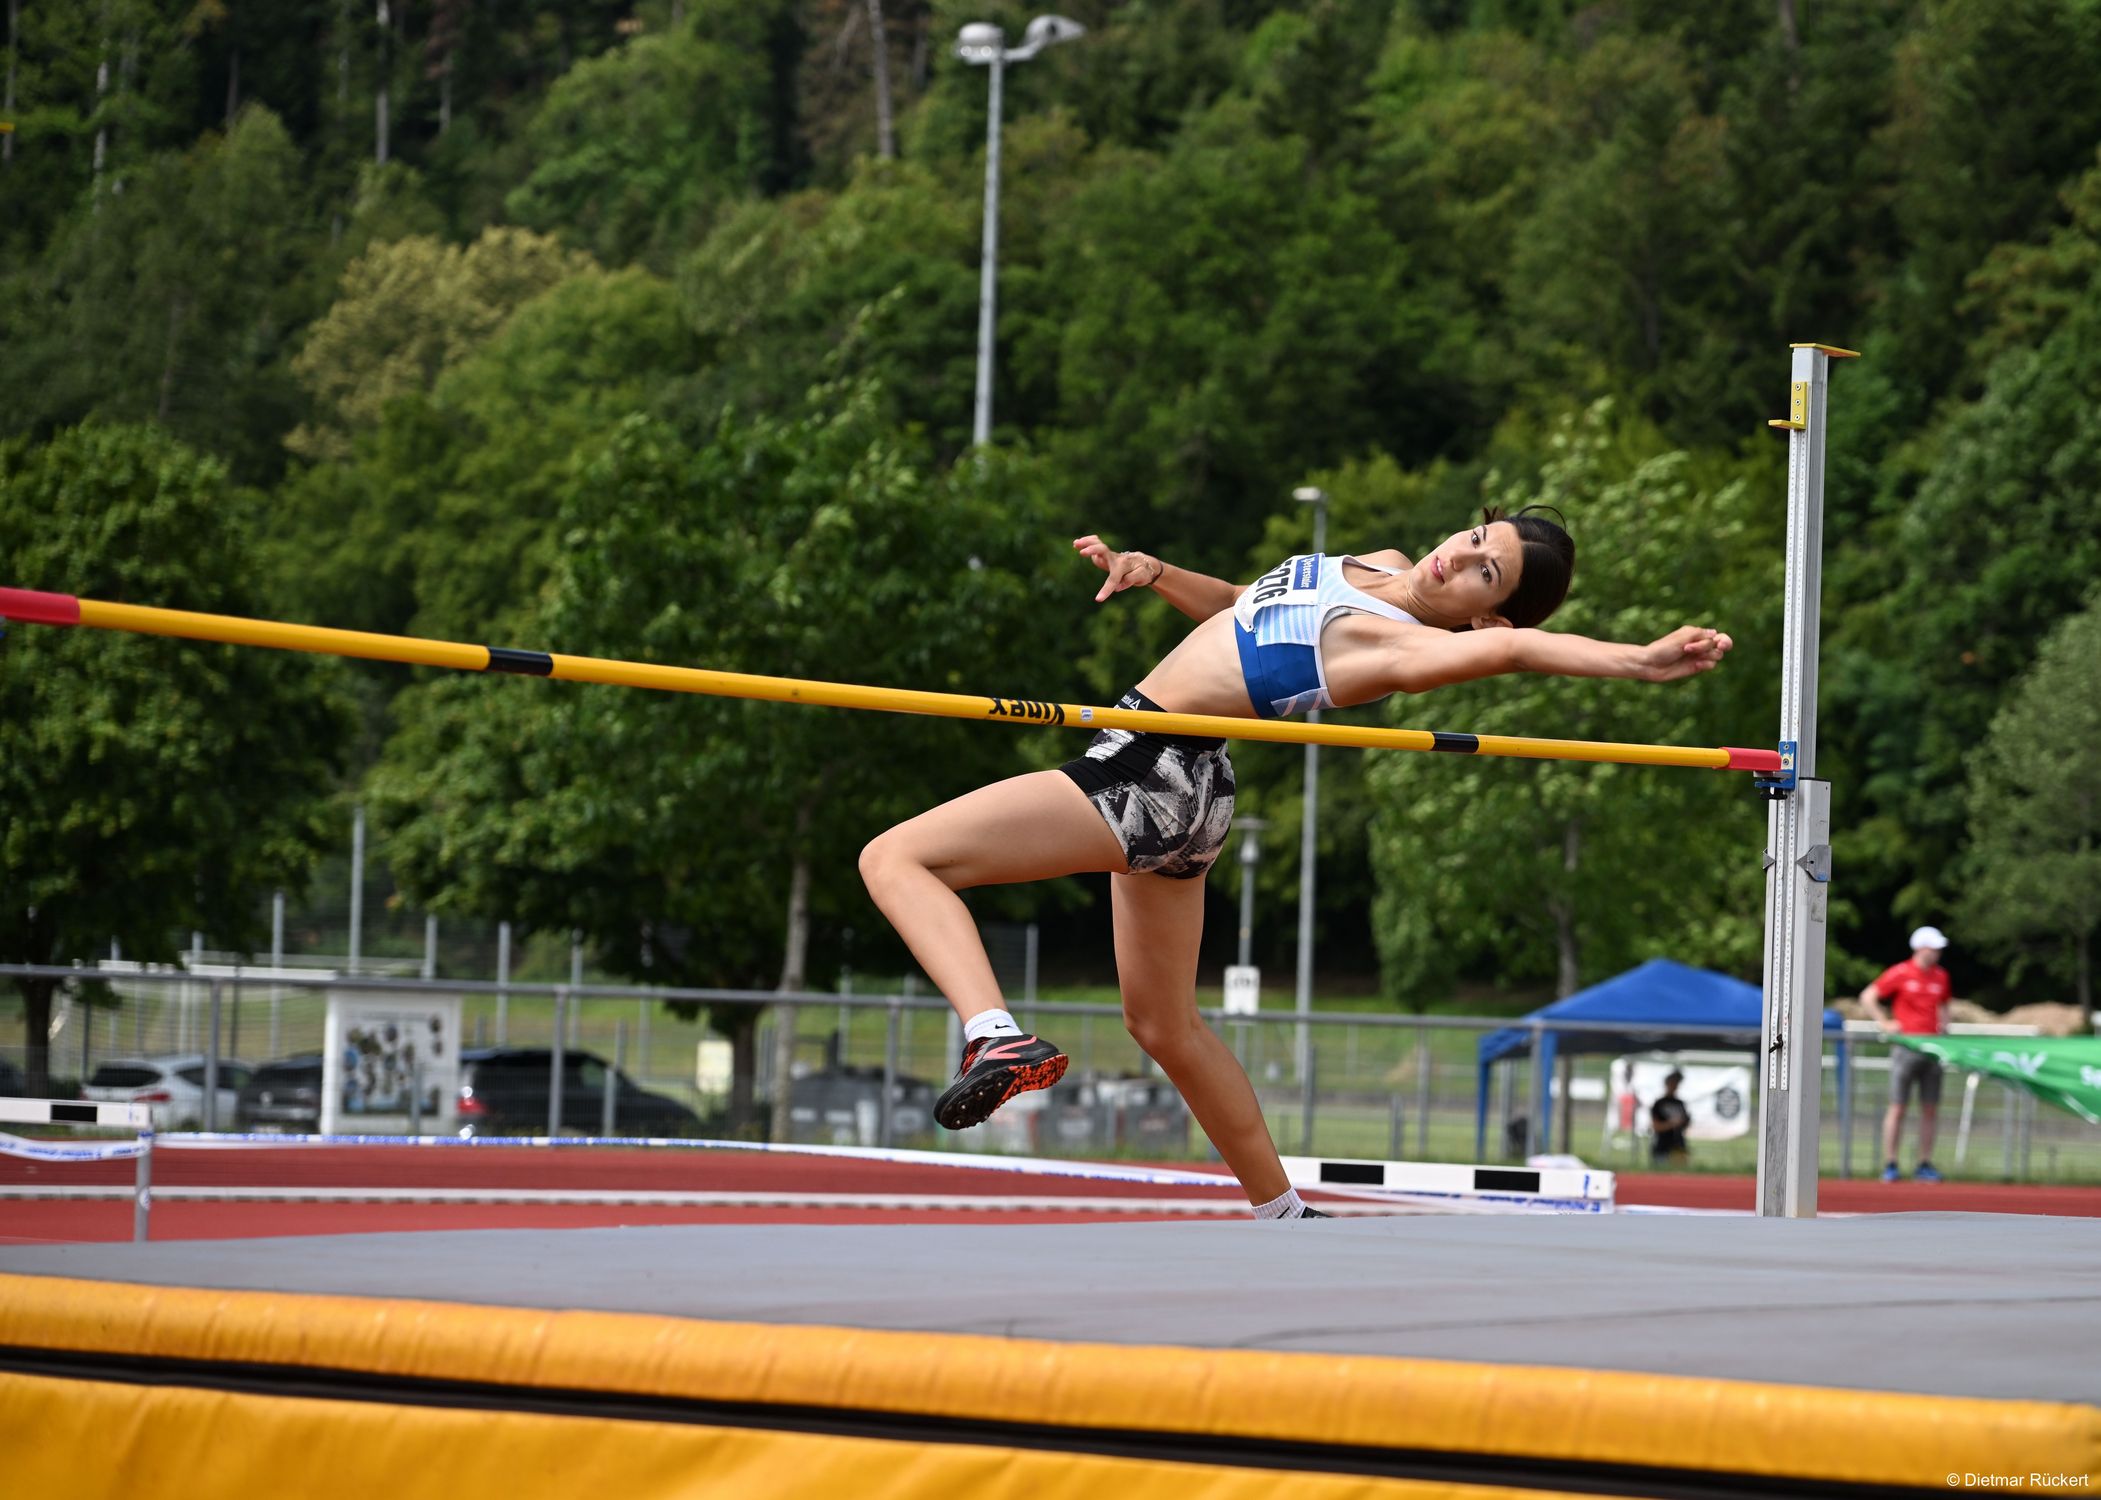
[1124, 1004, 1201, 1060]
[859, 832, 912, 896]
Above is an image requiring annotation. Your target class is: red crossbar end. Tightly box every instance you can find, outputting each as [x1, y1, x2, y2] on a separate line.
[1723, 746, 1785, 773]
[0, 587, 83, 626]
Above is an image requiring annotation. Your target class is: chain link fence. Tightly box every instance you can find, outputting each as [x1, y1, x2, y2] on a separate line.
[2, 962, 2095, 1181]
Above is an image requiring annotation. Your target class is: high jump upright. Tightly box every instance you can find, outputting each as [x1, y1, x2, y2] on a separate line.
[1756, 343, 1857, 1217]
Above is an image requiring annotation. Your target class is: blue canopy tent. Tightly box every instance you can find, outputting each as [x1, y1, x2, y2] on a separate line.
[1474, 958, 1848, 1156]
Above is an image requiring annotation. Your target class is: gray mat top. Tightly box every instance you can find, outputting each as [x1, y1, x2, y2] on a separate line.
[5, 1213, 2095, 1403]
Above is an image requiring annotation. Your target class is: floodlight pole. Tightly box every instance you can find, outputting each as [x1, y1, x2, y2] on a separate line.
[970, 47, 1005, 448]
[958, 17, 1084, 448]
[1755, 342, 1856, 1218]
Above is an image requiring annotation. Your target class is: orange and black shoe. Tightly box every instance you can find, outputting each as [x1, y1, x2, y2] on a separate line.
[933, 1033, 1068, 1130]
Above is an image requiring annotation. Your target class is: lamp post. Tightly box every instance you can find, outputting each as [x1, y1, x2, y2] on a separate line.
[955, 15, 1085, 447]
[1234, 818, 1269, 969]
[1293, 486, 1328, 1078]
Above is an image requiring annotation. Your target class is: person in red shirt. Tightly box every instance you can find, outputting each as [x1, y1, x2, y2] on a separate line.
[1859, 925, 1953, 1183]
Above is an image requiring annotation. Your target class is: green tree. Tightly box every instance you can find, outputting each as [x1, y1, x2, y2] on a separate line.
[1822, 152, 2101, 945]
[1960, 595, 2101, 1028]
[0, 423, 350, 1092]
[286, 225, 595, 462]
[1020, 107, 1455, 588]
[677, 152, 985, 451]
[2, 105, 320, 482]
[505, 3, 795, 269]
[1873, 0, 2101, 408]
[367, 385, 1072, 1123]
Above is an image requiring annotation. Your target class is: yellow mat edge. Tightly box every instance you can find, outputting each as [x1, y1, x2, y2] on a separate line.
[1, 1272, 2093, 1487]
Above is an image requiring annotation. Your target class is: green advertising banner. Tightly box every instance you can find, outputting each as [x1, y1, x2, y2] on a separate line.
[1895, 1035, 2101, 1125]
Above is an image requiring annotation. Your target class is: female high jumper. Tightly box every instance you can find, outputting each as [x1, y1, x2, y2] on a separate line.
[858, 509, 1733, 1219]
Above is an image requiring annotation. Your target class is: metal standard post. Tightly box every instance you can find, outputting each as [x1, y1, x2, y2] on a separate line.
[203, 981, 221, 1131]
[549, 986, 567, 1135]
[1299, 1037, 1316, 1152]
[569, 933, 584, 1048]
[1414, 1023, 1433, 1158]
[496, 921, 511, 1043]
[971, 48, 1003, 447]
[1527, 1021, 1547, 1157]
[423, 914, 438, 980]
[1755, 342, 1855, 1219]
[270, 889, 284, 1058]
[880, 999, 901, 1147]
[134, 1126, 153, 1243]
[1839, 1038, 1855, 1179]
[603, 1019, 623, 1137]
[348, 805, 365, 976]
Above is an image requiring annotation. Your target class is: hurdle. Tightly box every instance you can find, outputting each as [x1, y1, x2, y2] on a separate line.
[0, 1097, 155, 1242]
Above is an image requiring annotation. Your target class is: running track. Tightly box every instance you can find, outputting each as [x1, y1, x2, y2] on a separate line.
[3, 1146, 2095, 1244]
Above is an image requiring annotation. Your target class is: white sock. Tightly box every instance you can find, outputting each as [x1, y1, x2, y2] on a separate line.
[963, 1009, 1024, 1044]
[1253, 1188, 1306, 1220]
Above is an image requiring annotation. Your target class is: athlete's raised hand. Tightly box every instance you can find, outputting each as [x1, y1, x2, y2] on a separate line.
[1073, 535, 1161, 604]
[1638, 626, 1734, 683]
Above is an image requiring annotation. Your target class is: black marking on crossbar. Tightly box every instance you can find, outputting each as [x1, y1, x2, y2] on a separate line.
[486, 648, 554, 677]
[48, 1103, 99, 1124]
[1317, 1161, 1386, 1186]
[1429, 732, 1480, 753]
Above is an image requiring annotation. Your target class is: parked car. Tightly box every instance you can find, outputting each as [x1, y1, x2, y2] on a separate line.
[235, 1054, 325, 1133]
[80, 1054, 253, 1129]
[455, 1047, 704, 1138]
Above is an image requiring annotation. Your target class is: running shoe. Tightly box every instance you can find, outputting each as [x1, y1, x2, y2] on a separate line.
[1299, 1207, 1331, 1219]
[934, 1033, 1068, 1130]
[1880, 1162, 1901, 1183]
[1914, 1162, 1943, 1183]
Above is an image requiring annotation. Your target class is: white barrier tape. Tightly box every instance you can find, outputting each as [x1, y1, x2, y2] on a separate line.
[0, 1130, 147, 1163]
[140, 1134, 1611, 1212]
[157, 1132, 1244, 1189]
[0, 1186, 1272, 1214]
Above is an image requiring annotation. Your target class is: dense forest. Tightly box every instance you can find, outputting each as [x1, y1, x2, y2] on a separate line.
[6, 0, 2101, 1086]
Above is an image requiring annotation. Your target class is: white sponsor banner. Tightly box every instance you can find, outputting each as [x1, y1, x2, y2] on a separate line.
[1610, 1055, 1752, 1142]
[321, 993, 462, 1135]
[1223, 965, 1261, 1016]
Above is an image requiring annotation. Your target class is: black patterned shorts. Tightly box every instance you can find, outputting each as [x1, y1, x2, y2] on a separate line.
[1057, 689, 1236, 879]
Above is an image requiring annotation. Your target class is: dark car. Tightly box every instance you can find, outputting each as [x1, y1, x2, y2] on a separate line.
[236, 1054, 325, 1133]
[456, 1047, 703, 1138]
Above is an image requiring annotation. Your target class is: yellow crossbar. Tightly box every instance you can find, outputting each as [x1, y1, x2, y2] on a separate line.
[0, 587, 1780, 773]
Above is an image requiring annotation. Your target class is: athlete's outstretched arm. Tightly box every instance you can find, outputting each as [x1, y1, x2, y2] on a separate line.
[1383, 624, 1734, 695]
[1072, 535, 1243, 621]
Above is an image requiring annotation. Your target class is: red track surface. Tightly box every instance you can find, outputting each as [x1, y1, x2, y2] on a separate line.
[2, 1147, 2095, 1244]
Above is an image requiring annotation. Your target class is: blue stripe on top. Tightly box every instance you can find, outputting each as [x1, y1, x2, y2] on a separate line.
[1231, 553, 1418, 718]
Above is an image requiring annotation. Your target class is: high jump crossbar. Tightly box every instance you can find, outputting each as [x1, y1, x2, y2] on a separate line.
[0, 587, 1780, 774]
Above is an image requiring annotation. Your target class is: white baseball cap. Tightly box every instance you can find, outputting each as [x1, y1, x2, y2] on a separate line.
[1909, 925, 1949, 951]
